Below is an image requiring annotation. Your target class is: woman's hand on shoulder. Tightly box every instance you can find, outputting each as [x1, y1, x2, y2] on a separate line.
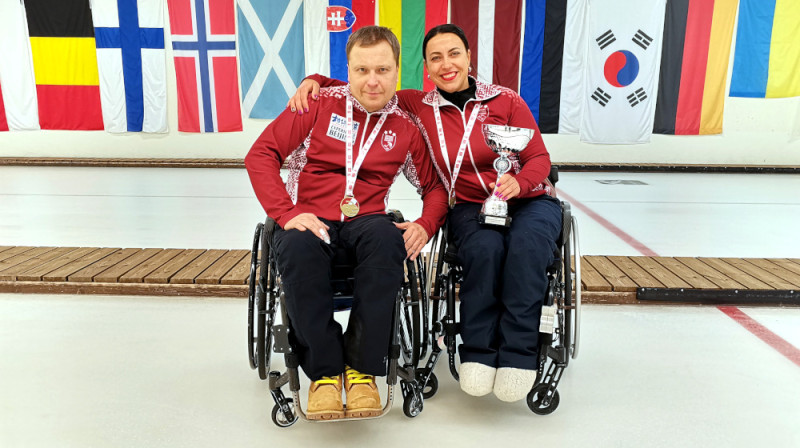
[286, 79, 321, 114]
[489, 174, 521, 201]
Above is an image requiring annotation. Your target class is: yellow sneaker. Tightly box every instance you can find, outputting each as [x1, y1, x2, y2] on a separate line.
[343, 367, 382, 418]
[306, 374, 344, 420]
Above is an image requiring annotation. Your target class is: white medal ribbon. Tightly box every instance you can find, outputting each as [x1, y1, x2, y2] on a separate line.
[344, 96, 388, 200]
[433, 97, 482, 207]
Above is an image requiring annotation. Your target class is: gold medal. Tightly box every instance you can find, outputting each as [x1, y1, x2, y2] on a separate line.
[449, 196, 456, 208]
[340, 195, 360, 217]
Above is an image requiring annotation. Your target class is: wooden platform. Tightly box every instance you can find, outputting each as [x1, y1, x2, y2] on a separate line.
[0, 246, 798, 305]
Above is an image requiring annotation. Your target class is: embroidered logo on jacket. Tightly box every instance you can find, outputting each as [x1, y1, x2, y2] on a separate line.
[381, 130, 397, 151]
[476, 104, 490, 122]
[326, 113, 359, 142]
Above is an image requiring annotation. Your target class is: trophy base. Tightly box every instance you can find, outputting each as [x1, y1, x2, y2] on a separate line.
[479, 213, 512, 227]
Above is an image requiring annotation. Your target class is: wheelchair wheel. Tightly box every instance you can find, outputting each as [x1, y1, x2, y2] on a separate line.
[398, 296, 421, 367]
[248, 223, 263, 370]
[271, 402, 298, 427]
[256, 224, 274, 380]
[402, 388, 423, 418]
[527, 383, 560, 415]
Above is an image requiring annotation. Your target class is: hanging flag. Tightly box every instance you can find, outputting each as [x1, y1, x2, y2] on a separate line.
[653, 0, 737, 135]
[0, 1, 39, 131]
[378, 0, 447, 91]
[452, 0, 523, 91]
[25, 0, 103, 130]
[304, 0, 375, 82]
[93, 0, 168, 133]
[520, 0, 587, 134]
[238, 0, 305, 119]
[730, 0, 800, 98]
[579, 0, 666, 144]
[167, 0, 242, 132]
[0, 83, 8, 131]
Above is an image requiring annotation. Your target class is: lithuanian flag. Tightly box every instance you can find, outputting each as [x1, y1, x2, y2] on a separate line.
[379, 0, 447, 91]
[25, 0, 103, 130]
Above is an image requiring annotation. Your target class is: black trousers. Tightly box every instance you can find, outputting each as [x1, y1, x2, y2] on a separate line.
[271, 214, 406, 380]
[448, 195, 562, 370]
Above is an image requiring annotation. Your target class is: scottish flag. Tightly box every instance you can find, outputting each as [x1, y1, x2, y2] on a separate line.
[238, 0, 305, 119]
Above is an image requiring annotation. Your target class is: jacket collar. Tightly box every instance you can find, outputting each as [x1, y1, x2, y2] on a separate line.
[421, 77, 503, 107]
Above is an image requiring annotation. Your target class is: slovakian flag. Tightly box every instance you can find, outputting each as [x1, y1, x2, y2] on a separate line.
[520, 0, 588, 134]
[378, 0, 447, 91]
[653, 0, 737, 135]
[304, 0, 375, 83]
[452, 0, 523, 92]
[25, 0, 104, 130]
[730, 0, 800, 98]
[238, 0, 305, 119]
[580, 0, 666, 144]
[0, 0, 39, 131]
[93, 0, 168, 133]
[167, 0, 242, 132]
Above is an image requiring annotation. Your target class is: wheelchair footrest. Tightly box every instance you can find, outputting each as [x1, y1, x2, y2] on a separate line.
[539, 304, 557, 334]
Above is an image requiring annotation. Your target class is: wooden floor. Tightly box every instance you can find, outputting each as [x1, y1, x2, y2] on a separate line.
[1, 245, 798, 305]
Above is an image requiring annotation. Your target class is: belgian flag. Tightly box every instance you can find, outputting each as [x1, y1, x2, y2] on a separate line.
[25, 0, 103, 130]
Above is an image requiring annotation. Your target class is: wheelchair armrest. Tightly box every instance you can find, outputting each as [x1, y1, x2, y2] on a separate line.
[263, 217, 278, 239]
[548, 166, 559, 185]
[386, 209, 405, 223]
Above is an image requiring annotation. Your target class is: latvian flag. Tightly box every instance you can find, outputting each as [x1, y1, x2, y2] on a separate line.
[0, 0, 39, 131]
[93, 0, 168, 133]
[520, 0, 588, 134]
[304, 0, 375, 83]
[452, 0, 524, 92]
[379, 0, 447, 91]
[25, 0, 104, 130]
[167, 0, 242, 133]
[653, 0, 738, 135]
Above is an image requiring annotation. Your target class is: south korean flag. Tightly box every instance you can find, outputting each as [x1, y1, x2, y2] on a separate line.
[580, 0, 666, 144]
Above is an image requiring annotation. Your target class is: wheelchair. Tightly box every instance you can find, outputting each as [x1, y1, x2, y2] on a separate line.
[416, 167, 582, 415]
[247, 211, 429, 427]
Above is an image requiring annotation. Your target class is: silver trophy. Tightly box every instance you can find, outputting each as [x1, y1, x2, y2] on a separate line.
[479, 124, 534, 227]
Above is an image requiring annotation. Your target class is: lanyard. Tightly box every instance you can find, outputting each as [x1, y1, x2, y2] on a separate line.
[432, 97, 481, 207]
[344, 96, 388, 198]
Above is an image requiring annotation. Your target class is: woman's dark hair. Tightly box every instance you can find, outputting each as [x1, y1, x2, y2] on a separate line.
[422, 24, 470, 60]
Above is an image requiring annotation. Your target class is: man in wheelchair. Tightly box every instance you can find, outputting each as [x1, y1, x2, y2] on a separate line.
[244, 26, 447, 420]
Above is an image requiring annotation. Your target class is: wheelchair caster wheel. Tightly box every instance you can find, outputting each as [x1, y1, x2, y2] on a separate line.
[416, 370, 438, 399]
[402, 391, 423, 418]
[271, 403, 298, 427]
[527, 383, 560, 415]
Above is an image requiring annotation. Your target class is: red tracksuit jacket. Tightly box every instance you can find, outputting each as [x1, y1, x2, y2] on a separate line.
[245, 85, 448, 237]
[309, 75, 552, 205]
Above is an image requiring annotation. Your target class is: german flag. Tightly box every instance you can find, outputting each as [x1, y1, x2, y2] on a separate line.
[25, 0, 103, 130]
[653, 0, 737, 135]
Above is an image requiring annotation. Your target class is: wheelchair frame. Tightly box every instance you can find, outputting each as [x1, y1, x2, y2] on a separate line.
[416, 196, 582, 415]
[247, 212, 430, 427]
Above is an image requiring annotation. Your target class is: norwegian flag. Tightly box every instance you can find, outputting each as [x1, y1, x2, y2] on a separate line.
[167, 0, 242, 132]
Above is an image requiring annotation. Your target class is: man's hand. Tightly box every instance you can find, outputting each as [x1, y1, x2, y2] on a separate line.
[489, 173, 521, 201]
[284, 213, 331, 244]
[286, 79, 321, 114]
[394, 222, 429, 261]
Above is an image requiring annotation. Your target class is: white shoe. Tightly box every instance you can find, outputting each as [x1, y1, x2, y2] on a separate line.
[493, 367, 537, 402]
[459, 362, 496, 397]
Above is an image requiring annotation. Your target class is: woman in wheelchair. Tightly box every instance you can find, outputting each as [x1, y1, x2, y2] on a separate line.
[245, 26, 447, 421]
[291, 24, 562, 403]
